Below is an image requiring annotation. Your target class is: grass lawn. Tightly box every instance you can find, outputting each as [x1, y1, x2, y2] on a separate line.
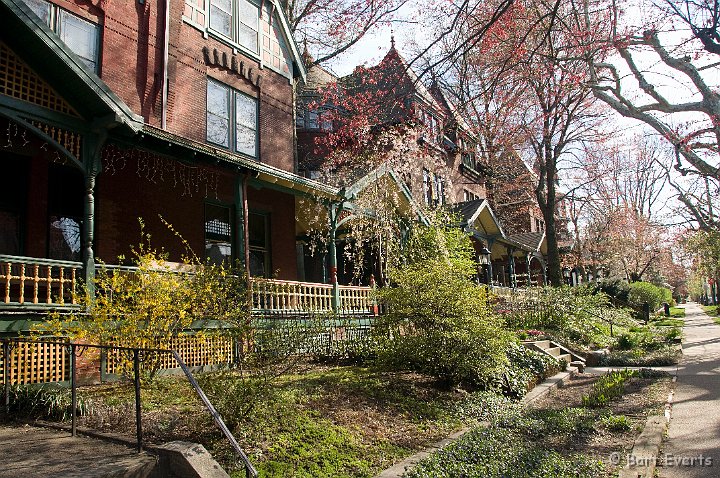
[669, 307, 686, 318]
[68, 365, 509, 477]
[704, 305, 719, 321]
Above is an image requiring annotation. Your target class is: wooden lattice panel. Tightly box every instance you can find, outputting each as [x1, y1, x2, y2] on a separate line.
[0, 42, 78, 117]
[0, 342, 69, 385]
[105, 335, 234, 376]
[30, 120, 82, 160]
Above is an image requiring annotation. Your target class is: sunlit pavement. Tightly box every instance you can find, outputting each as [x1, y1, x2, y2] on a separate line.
[659, 302, 720, 478]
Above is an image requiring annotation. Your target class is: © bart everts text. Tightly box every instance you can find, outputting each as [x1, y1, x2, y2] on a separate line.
[609, 452, 713, 467]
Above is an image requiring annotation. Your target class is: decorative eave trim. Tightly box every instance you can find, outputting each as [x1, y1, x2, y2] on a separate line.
[138, 125, 341, 199]
[2, 0, 144, 133]
[203, 47, 263, 88]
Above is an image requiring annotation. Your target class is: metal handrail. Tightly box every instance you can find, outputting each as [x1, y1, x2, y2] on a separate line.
[1, 337, 257, 478]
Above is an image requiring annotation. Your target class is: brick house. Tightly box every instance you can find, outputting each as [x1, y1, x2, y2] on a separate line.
[296, 42, 549, 287]
[0, 0, 379, 332]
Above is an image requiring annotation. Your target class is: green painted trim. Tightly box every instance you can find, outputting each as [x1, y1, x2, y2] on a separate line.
[247, 176, 331, 200]
[234, 176, 247, 270]
[0, 95, 90, 132]
[2, 0, 144, 132]
[138, 126, 341, 199]
[0, 109, 84, 170]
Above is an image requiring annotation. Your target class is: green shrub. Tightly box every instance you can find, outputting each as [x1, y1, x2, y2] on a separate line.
[375, 259, 511, 387]
[582, 369, 636, 408]
[497, 342, 563, 398]
[504, 286, 635, 351]
[601, 346, 680, 366]
[600, 414, 632, 432]
[7, 384, 93, 420]
[594, 279, 630, 304]
[627, 282, 670, 312]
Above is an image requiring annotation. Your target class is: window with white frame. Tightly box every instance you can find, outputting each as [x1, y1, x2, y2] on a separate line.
[23, 0, 100, 72]
[463, 189, 480, 202]
[434, 174, 445, 205]
[209, 0, 259, 53]
[207, 79, 258, 157]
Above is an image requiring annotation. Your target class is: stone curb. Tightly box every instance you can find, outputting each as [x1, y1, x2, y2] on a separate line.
[618, 376, 676, 478]
[373, 367, 578, 478]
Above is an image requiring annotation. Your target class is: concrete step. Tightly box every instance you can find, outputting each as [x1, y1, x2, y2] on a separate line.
[533, 340, 552, 350]
[523, 340, 587, 364]
[558, 353, 572, 364]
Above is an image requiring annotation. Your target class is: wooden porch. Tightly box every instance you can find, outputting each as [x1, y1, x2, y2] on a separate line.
[1, 255, 376, 316]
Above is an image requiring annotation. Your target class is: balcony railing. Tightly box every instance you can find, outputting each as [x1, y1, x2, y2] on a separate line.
[1, 255, 81, 309]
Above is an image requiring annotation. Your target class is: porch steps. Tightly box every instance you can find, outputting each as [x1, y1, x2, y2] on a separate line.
[523, 339, 585, 366]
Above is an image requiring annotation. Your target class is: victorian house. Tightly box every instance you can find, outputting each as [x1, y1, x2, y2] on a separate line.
[0, 0, 383, 335]
[296, 42, 550, 288]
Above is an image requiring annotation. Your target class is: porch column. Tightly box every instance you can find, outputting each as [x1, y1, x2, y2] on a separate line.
[82, 134, 105, 302]
[507, 247, 516, 289]
[526, 253, 532, 287]
[487, 238, 495, 288]
[234, 174, 248, 276]
[327, 203, 339, 313]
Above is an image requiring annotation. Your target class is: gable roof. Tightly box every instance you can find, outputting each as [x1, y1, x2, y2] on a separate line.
[508, 231, 547, 254]
[375, 47, 444, 114]
[267, 0, 307, 81]
[1, 0, 143, 133]
[453, 199, 505, 237]
[429, 83, 473, 134]
[344, 162, 428, 225]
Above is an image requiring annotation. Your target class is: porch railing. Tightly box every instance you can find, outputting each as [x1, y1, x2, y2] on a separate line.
[1, 255, 81, 308]
[0, 256, 376, 316]
[250, 278, 374, 314]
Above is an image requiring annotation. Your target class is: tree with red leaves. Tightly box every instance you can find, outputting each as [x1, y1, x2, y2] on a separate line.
[428, 0, 611, 285]
[281, 0, 409, 66]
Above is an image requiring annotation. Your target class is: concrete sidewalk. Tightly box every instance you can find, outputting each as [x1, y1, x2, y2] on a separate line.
[0, 423, 157, 477]
[659, 302, 720, 477]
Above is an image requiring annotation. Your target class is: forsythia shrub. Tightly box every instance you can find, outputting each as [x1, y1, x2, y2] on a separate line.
[39, 221, 249, 378]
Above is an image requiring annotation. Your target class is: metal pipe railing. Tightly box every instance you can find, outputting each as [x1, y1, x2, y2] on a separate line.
[0, 337, 257, 477]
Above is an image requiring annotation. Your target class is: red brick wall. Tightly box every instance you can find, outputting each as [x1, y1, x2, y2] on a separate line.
[95, 148, 298, 280]
[247, 187, 297, 280]
[95, 151, 236, 264]
[51, 1, 295, 173]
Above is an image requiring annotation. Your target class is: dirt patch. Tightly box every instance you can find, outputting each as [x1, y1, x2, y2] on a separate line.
[530, 370, 673, 476]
